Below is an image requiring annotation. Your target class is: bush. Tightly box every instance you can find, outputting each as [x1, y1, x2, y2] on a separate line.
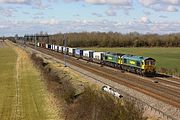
[31, 53, 76, 104]
[66, 86, 146, 120]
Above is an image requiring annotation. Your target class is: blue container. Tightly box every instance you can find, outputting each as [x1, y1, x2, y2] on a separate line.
[75, 49, 83, 58]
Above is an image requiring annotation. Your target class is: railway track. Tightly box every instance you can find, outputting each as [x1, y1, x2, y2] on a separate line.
[28, 45, 180, 108]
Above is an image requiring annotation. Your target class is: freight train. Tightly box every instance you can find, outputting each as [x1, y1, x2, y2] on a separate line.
[36, 42, 156, 76]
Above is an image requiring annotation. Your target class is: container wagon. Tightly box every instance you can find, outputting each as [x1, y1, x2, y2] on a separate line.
[92, 52, 105, 64]
[69, 47, 76, 56]
[83, 50, 94, 61]
[75, 49, 83, 59]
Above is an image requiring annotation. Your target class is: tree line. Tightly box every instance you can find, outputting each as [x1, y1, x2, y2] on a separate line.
[49, 32, 180, 47]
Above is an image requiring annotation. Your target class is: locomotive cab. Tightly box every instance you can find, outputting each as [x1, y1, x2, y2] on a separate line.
[143, 58, 156, 75]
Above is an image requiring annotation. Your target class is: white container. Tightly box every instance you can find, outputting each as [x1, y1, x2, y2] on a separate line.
[37, 42, 40, 47]
[63, 47, 69, 53]
[46, 44, 48, 49]
[83, 50, 90, 57]
[52, 45, 55, 50]
[93, 52, 104, 60]
[63, 47, 67, 52]
[69, 47, 73, 54]
[58, 46, 62, 52]
[54, 45, 58, 50]
[63, 47, 65, 52]
[51, 45, 53, 50]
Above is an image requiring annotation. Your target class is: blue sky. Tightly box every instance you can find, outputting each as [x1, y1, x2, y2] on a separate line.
[0, 0, 180, 36]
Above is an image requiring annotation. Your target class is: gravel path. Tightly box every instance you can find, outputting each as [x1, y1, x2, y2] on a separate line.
[25, 46, 180, 120]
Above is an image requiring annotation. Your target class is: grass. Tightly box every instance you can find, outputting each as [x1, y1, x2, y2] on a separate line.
[0, 42, 58, 120]
[0, 47, 17, 119]
[82, 47, 180, 75]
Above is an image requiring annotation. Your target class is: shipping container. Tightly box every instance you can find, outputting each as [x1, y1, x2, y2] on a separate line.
[69, 47, 76, 56]
[83, 50, 94, 61]
[93, 52, 104, 63]
[54, 45, 58, 51]
[46, 44, 48, 49]
[51, 45, 53, 50]
[58, 46, 63, 52]
[53, 45, 55, 50]
[63, 47, 69, 54]
[75, 49, 83, 58]
[93, 52, 104, 60]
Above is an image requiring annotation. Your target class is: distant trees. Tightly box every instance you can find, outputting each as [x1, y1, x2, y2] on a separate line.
[49, 32, 180, 47]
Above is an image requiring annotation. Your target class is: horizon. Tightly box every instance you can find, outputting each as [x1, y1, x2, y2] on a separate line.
[0, 0, 180, 36]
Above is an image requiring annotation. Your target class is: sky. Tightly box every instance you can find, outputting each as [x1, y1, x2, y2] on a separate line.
[0, 0, 180, 36]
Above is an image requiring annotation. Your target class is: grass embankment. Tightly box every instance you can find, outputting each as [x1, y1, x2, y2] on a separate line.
[0, 46, 17, 119]
[31, 53, 146, 120]
[83, 47, 180, 76]
[0, 42, 59, 120]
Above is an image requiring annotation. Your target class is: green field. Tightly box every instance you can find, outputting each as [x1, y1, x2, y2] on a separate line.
[83, 47, 180, 74]
[0, 44, 57, 120]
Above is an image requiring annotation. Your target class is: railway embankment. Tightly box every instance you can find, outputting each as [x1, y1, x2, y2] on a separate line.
[30, 52, 147, 120]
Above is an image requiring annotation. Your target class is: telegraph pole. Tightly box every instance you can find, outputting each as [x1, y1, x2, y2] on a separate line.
[64, 34, 67, 67]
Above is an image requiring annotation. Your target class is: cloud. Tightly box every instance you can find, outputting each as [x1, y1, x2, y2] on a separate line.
[85, 0, 132, 6]
[22, 11, 30, 15]
[139, 0, 180, 12]
[0, 0, 32, 4]
[162, 0, 180, 5]
[144, 11, 151, 15]
[159, 15, 168, 18]
[140, 16, 151, 23]
[63, 0, 132, 5]
[139, 0, 157, 6]
[1, 18, 180, 36]
[63, 0, 133, 16]
[0, 7, 16, 17]
[37, 18, 60, 25]
[166, 5, 178, 12]
[92, 12, 103, 17]
[0, 0, 52, 9]
[105, 9, 117, 16]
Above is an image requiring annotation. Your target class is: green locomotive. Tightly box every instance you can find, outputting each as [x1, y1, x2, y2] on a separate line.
[121, 55, 156, 76]
[102, 52, 124, 69]
[102, 52, 156, 76]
